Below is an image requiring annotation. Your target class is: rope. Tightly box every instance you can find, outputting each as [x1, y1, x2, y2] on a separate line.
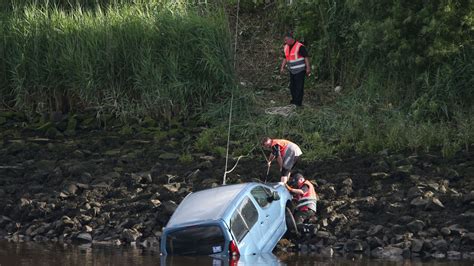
[223, 0, 240, 185]
[223, 93, 234, 185]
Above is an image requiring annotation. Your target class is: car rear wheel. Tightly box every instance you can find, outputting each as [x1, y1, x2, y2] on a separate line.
[285, 207, 298, 236]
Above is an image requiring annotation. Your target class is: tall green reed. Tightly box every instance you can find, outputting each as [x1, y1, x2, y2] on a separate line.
[2, 1, 234, 121]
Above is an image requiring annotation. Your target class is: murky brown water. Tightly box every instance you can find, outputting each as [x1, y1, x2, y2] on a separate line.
[0, 241, 472, 266]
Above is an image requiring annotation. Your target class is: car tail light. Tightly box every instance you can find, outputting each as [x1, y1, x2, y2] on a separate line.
[229, 240, 240, 257]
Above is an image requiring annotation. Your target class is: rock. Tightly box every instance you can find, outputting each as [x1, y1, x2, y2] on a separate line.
[339, 186, 353, 196]
[462, 232, 474, 244]
[448, 224, 467, 236]
[433, 239, 448, 252]
[407, 186, 423, 199]
[427, 228, 439, 237]
[76, 183, 90, 190]
[399, 215, 413, 224]
[460, 210, 474, 221]
[423, 191, 434, 198]
[344, 239, 365, 252]
[367, 225, 384, 236]
[411, 238, 424, 252]
[367, 236, 384, 249]
[104, 149, 121, 156]
[0, 216, 13, 228]
[350, 229, 366, 238]
[25, 225, 38, 236]
[150, 199, 161, 207]
[185, 169, 201, 181]
[397, 165, 413, 173]
[371, 246, 403, 260]
[162, 201, 178, 215]
[64, 116, 78, 136]
[431, 252, 446, 259]
[66, 183, 78, 195]
[447, 250, 461, 259]
[140, 236, 160, 248]
[342, 178, 353, 187]
[20, 198, 32, 207]
[402, 248, 411, 258]
[439, 185, 447, 194]
[440, 227, 451, 236]
[76, 233, 92, 242]
[45, 127, 62, 138]
[407, 220, 425, 233]
[427, 197, 444, 209]
[121, 229, 141, 243]
[276, 238, 294, 252]
[199, 155, 215, 161]
[371, 172, 389, 178]
[391, 224, 405, 235]
[33, 235, 48, 242]
[64, 161, 93, 177]
[163, 183, 180, 193]
[316, 231, 330, 239]
[196, 161, 213, 170]
[159, 152, 179, 160]
[410, 197, 429, 207]
[464, 191, 474, 203]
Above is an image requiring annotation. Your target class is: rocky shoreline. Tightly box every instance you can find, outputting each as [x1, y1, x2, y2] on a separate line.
[0, 112, 473, 261]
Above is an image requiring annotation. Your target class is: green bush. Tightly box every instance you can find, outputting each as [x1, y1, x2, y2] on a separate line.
[278, 0, 474, 108]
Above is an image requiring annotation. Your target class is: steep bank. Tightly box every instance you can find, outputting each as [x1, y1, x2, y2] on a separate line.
[0, 113, 473, 260]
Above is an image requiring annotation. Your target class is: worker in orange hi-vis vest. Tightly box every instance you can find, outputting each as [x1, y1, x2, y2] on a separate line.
[280, 32, 311, 107]
[261, 137, 302, 184]
[287, 173, 318, 225]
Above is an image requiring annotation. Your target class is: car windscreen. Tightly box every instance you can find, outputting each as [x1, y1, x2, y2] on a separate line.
[166, 225, 226, 255]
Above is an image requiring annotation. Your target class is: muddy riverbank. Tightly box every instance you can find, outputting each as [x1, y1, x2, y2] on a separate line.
[0, 113, 473, 261]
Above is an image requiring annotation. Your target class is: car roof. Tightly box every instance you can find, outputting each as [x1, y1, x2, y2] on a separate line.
[166, 183, 259, 228]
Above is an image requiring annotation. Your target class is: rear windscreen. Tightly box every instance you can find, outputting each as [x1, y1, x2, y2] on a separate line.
[166, 225, 226, 255]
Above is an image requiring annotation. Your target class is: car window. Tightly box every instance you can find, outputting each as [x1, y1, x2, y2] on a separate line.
[166, 225, 225, 255]
[230, 196, 258, 242]
[251, 186, 273, 208]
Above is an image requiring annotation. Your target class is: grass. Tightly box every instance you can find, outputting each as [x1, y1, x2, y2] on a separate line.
[1, 0, 234, 122]
[1, 0, 472, 160]
[201, 83, 474, 160]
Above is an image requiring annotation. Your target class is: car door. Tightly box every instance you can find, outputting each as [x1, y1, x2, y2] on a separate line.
[229, 196, 263, 255]
[250, 186, 284, 252]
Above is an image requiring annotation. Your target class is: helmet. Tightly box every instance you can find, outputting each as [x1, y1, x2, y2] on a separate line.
[288, 173, 304, 188]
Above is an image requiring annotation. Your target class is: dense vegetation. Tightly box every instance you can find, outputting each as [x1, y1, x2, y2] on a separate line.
[1, 0, 473, 159]
[0, 0, 233, 121]
[210, 0, 474, 159]
[281, 0, 474, 108]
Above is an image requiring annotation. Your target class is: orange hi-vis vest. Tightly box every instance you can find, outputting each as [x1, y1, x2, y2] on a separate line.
[271, 139, 290, 157]
[295, 180, 317, 212]
[284, 41, 306, 74]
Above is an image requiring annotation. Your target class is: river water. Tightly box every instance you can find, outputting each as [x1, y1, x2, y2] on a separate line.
[0, 241, 472, 266]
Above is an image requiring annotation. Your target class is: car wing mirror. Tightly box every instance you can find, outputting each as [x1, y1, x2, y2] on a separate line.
[271, 191, 280, 202]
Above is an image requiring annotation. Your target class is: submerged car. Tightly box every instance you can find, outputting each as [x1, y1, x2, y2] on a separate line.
[160, 182, 297, 257]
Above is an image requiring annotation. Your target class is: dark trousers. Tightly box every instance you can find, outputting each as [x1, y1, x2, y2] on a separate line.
[289, 71, 305, 106]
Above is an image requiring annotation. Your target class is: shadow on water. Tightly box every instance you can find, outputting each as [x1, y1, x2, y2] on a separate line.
[0, 241, 472, 266]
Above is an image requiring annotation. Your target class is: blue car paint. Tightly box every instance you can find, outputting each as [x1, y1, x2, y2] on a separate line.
[161, 182, 292, 257]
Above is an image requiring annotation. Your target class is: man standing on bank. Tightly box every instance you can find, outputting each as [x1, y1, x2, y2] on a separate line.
[280, 32, 311, 107]
[262, 137, 302, 184]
